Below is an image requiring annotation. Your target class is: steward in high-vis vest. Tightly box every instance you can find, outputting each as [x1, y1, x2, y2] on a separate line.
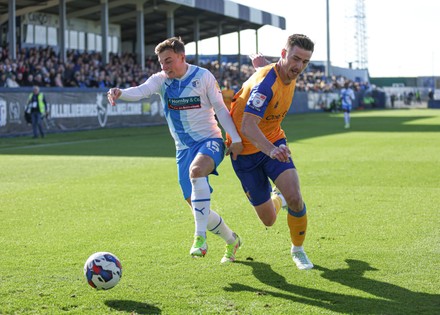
[26, 85, 47, 138]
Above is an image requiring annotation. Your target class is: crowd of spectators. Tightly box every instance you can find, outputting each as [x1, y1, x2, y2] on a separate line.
[0, 46, 368, 93]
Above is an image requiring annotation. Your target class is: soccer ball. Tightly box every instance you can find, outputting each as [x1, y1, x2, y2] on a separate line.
[84, 252, 122, 290]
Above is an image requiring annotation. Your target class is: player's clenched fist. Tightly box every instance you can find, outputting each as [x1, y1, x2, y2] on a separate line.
[107, 88, 122, 106]
[269, 144, 291, 163]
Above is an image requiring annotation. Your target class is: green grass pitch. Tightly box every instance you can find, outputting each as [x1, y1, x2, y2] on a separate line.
[0, 109, 439, 314]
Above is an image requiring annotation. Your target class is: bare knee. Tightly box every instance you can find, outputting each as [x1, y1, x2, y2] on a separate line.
[285, 194, 303, 213]
[189, 165, 204, 178]
[262, 216, 276, 227]
[189, 155, 214, 178]
[255, 206, 277, 227]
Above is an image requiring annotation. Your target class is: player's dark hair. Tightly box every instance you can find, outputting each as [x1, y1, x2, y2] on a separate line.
[286, 34, 314, 52]
[155, 36, 186, 55]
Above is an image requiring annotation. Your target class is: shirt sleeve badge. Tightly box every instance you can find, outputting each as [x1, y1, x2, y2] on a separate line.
[249, 92, 267, 108]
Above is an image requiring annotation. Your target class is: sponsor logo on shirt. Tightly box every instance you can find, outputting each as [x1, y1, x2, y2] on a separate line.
[265, 111, 288, 120]
[249, 91, 267, 110]
[168, 96, 201, 110]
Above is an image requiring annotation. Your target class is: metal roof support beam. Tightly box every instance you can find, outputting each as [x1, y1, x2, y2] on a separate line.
[217, 22, 222, 67]
[8, 0, 16, 61]
[101, 0, 109, 65]
[255, 29, 258, 54]
[166, 8, 175, 38]
[193, 16, 200, 65]
[237, 27, 242, 71]
[58, 0, 66, 63]
[326, 0, 331, 77]
[0, 18, 3, 49]
[136, 1, 145, 69]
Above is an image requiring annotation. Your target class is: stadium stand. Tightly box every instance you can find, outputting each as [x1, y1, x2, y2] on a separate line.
[1, 0, 285, 66]
[0, 0, 387, 137]
[1, 0, 373, 92]
[0, 45, 370, 94]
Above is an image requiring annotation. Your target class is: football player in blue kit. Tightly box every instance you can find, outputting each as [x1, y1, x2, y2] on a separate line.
[340, 82, 355, 128]
[107, 37, 243, 264]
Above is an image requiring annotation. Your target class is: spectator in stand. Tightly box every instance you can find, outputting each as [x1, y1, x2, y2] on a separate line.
[96, 72, 107, 88]
[63, 63, 76, 86]
[77, 74, 89, 88]
[48, 68, 57, 86]
[69, 72, 80, 87]
[23, 73, 35, 87]
[124, 74, 137, 88]
[1, 45, 370, 93]
[33, 73, 44, 87]
[0, 72, 7, 86]
[114, 76, 124, 88]
[54, 72, 64, 87]
[5, 73, 20, 87]
[42, 72, 52, 87]
[16, 72, 26, 86]
[10, 63, 18, 76]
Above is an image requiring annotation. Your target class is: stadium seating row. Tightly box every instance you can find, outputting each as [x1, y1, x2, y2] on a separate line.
[0, 46, 370, 93]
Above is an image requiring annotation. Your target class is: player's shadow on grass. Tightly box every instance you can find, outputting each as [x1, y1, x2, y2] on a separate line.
[225, 259, 439, 314]
[105, 299, 161, 314]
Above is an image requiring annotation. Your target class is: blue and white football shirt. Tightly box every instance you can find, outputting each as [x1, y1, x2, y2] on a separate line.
[120, 64, 226, 150]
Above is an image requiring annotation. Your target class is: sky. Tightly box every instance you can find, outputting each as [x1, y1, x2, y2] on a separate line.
[185, 0, 439, 78]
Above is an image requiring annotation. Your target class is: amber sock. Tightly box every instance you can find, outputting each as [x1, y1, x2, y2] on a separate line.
[287, 204, 307, 247]
[271, 194, 283, 215]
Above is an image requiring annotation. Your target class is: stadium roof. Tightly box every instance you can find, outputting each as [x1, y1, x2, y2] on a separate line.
[1, 0, 286, 46]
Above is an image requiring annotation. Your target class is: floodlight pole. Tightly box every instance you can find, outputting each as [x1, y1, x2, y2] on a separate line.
[101, 0, 109, 65]
[8, 0, 16, 61]
[58, 0, 66, 63]
[326, 0, 331, 78]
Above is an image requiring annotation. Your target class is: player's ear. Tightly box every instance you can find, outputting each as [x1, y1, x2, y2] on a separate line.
[281, 48, 287, 58]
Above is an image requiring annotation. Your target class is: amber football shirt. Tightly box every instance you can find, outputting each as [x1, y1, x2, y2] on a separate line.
[226, 63, 296, 155]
